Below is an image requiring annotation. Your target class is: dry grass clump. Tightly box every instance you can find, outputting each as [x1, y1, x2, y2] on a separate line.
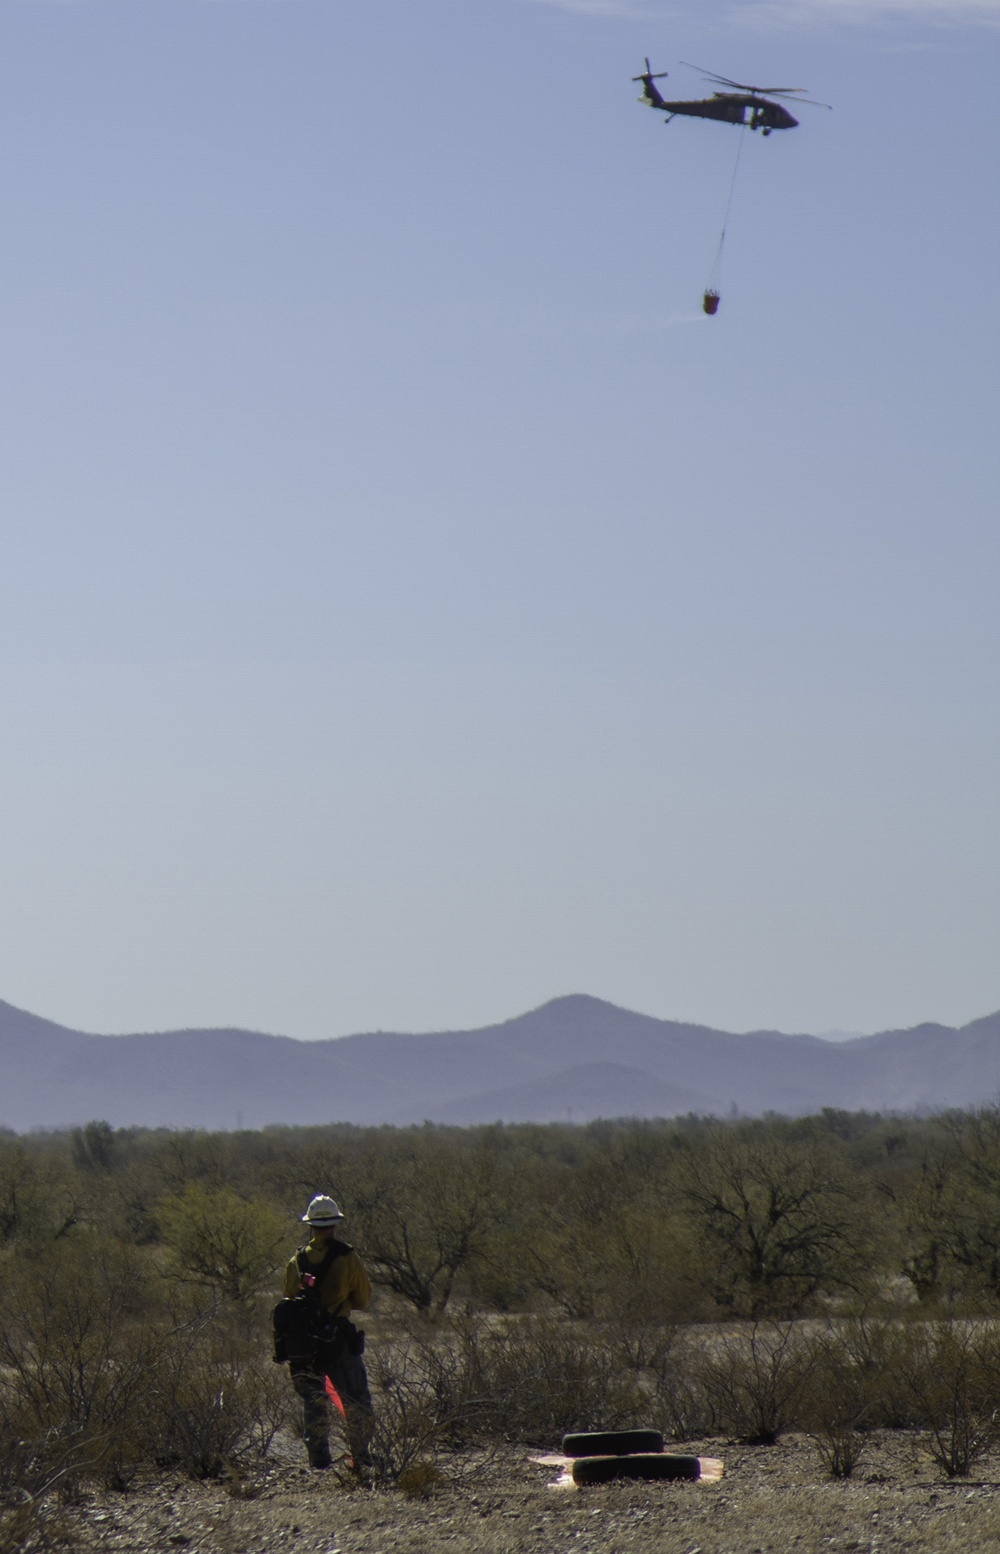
[730, 1482, 1000, 1554]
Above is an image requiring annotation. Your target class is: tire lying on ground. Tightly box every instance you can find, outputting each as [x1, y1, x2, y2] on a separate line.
[571, 1453, 701, 1486]
[561, 1430, 665, 1458]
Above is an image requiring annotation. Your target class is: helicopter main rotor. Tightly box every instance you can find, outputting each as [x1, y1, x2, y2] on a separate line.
[679, 61, 832, 109]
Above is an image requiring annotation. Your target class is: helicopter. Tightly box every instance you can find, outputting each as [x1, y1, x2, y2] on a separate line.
[633, 59, 830, 135]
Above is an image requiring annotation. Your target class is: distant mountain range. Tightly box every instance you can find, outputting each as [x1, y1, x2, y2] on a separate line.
[1, 994, 998, 1133]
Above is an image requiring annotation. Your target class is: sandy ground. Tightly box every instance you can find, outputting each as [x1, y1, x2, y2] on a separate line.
[51, 1434, 1000, 1554]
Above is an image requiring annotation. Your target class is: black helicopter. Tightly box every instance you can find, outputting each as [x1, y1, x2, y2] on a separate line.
[633, 59, 830, 135]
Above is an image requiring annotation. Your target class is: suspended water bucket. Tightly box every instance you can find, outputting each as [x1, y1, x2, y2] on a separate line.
[703, 290, 720, 316]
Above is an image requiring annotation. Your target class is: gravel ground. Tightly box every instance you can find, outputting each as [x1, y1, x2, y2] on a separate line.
[43, 1434, 1000, 1554]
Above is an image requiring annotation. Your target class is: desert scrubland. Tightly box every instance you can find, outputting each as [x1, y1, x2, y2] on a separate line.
[7, 1109, 1000, 1551]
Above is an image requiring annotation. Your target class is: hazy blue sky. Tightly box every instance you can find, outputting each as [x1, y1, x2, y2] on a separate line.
[1, 0, 996, 1041]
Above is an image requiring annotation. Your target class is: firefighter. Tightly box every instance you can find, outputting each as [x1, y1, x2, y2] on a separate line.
[282, 1194, 374, 1474]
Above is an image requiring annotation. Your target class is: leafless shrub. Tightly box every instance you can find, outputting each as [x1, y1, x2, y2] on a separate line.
[895, 1320, 1000, 1477]
[837, 1312, 918, 1430]
[611, 1322, 715, 1441]
[0, 1406, 101, 1511]
[697, 1322, 813, 1444]
[473, 1317, 645, 1444]
[244, 1356, 295, 1458]
[148, 1329, 277, 1479]
[647, 1336, 717, 1442]
[0, 1501, 81, 1554]
[0, 1237, 290, 1498]
[0, 1237, 156, 1495]
[356, 1312, 647, 1480]
[362, 1332, 488, 1485]
[0, 1399, 95, 1554]
[797, 1325, 881, 1478]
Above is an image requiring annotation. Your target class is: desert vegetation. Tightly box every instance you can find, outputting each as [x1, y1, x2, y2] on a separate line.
[7, 1107, 1000, 1548]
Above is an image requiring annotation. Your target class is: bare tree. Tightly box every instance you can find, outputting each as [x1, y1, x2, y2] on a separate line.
[677, 1127, 867, 1316]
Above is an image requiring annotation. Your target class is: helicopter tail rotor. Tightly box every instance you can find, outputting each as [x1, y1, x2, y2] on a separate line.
[632, 57, 669, 83]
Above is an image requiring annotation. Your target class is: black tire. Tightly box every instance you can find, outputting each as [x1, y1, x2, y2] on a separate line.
[561, 1429, 664, 1459]
[571, 1453, 701, 1486]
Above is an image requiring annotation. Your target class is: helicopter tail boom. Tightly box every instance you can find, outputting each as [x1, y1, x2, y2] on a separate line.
[632, 58, 669, 109]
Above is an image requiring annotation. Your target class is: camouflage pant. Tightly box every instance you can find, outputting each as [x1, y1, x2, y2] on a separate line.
[290, 1342, 373, 1469]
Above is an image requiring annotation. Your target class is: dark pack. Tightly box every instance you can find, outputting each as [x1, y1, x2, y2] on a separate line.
[272, 1240, 349, 1364]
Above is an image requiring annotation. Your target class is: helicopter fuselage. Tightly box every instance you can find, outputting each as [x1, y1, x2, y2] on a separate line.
[642, 86, 798, 131]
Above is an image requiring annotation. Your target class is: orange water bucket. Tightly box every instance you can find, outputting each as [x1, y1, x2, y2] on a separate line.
[703, 290, 720, 316]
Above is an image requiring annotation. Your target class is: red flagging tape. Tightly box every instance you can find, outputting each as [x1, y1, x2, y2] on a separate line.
[324, 1377, 347, 1418]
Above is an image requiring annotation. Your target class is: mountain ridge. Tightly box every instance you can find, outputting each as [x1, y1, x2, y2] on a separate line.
[1, 994, 997, 1132]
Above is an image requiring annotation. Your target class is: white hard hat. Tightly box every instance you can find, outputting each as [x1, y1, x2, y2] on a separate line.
[302, 1194, 344, 1227]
